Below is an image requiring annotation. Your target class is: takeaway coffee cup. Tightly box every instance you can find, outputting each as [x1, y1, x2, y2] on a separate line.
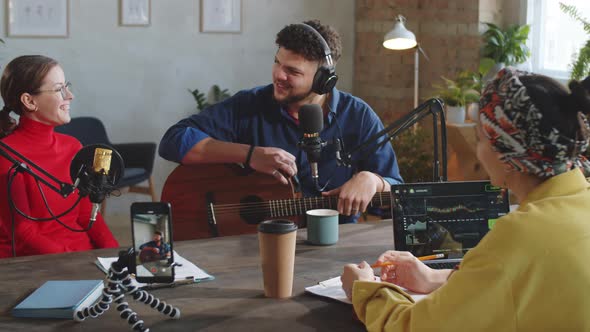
[306, 209, 339, 245]
[258, 219, 298, 298]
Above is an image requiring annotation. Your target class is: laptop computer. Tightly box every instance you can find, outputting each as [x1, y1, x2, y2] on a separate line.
[391, 181, 510, 269]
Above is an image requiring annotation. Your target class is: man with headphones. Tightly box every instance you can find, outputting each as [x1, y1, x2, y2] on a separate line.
[159, 20, 403, 223]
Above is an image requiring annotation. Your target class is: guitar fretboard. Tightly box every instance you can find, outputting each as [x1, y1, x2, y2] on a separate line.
[268, 191, 392, 218]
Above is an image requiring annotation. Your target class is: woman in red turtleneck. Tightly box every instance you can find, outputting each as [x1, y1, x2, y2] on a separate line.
[0, 55, 118, 258]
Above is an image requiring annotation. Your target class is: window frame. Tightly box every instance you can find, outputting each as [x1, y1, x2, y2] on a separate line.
[526, 0, 588, 81]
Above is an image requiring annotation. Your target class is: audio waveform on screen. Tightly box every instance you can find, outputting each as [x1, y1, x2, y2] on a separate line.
[426, 204, 486, 214]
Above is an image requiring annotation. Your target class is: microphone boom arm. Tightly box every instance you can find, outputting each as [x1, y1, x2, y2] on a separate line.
[0, 140, 76, 197]
[338, 98, 448, 182]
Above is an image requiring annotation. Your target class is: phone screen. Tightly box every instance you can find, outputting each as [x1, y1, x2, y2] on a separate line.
[131, 203, 174, 283]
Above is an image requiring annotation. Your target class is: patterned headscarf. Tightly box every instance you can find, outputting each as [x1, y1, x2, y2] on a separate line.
[479, 67, 590, 178]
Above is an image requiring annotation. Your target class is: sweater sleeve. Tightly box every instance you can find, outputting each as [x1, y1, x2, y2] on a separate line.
[76, 197, 119, 249]
[159, 94, 243, 163]
[352, 247, 515, 331]
[9, 172, 67, 255]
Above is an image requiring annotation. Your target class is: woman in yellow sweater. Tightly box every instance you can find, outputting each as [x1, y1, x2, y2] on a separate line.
[341, 68, 590, 331]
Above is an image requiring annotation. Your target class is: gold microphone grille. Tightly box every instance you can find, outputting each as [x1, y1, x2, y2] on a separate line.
[92, 148, 112, 174]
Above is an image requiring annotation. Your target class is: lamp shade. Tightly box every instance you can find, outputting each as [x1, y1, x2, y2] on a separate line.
[383, 15, 417, 50]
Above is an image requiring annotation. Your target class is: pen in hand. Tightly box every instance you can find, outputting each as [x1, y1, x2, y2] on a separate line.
[370, 253, 445, 268]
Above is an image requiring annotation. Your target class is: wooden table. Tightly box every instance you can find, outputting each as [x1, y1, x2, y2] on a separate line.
[0, 221, 395, 331]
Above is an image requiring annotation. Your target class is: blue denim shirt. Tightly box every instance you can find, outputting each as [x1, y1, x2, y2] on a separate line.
[159, 85, 403, 223]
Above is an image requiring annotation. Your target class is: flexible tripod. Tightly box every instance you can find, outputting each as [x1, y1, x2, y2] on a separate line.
[74, 249, 181, 331]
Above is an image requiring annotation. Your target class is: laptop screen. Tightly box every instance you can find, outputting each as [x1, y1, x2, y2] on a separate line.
[391, 181, 510, 259]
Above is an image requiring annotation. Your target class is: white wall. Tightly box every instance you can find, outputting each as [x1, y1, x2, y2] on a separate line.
[0, 0, 355, 216]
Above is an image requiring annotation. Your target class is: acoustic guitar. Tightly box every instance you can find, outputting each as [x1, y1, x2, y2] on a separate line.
[161, 164, 392, 241]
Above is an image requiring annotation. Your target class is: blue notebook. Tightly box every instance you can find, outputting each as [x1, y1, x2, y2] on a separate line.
[12, 280, 104, 319]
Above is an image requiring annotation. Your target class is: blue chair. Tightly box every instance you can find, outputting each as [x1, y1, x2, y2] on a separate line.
[55, 117, 157, 214]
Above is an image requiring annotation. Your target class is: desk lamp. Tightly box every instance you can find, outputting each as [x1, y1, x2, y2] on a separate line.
[383, 15, 429, 108]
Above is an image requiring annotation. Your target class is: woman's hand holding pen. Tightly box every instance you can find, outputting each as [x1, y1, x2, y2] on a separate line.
[340, 261, 375, 300]
[375, 251, 451, 294]
[341, 252, 454, 300]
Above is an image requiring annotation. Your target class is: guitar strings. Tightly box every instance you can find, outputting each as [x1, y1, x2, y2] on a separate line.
[209, 194, 392, 210]
[208, 193, 391, 209]
[210, 199, 393, 211]
[208, 193, 392, 215]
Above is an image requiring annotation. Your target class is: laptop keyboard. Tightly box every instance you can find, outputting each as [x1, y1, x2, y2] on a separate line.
[425, 262, 459, 269]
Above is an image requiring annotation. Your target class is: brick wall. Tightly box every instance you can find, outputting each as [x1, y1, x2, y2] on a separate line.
[354, 0, 504, 122]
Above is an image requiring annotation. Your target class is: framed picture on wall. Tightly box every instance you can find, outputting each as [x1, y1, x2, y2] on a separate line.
[119, 0, 150, 26]
[6, 0, 69, 38]
[200, 0, 241, 33]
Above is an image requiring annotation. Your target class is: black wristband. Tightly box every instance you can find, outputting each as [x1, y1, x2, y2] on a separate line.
[245, 145, 256, 168]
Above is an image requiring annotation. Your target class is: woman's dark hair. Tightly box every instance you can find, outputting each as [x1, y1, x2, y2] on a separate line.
[275, 19, 342, 63]
[0, 55, 59, 136]
[520, 74, 590, 141]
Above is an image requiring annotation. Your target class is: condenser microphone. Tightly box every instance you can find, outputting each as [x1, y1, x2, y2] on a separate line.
[70, 144, 124, 222]
[298, 104, 325, 179]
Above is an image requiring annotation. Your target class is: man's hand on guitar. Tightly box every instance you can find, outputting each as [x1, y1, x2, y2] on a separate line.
[249, 146, 298, 185]
[322, 171, 382, 216]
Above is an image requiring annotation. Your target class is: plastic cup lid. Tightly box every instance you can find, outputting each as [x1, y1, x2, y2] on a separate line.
[258, 219, 298, 234]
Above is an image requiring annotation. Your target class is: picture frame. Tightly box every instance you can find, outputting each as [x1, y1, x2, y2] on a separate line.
[6, 0, 69, 38]
[200, 0, 241, 33]
[119, 0, 150, 26]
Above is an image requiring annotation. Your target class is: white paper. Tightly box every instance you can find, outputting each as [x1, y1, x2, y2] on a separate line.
[96, 250, 214, 287]
[305, 276, 428, 304]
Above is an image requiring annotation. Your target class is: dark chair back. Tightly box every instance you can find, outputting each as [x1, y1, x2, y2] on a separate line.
[55, 117, 111, 146]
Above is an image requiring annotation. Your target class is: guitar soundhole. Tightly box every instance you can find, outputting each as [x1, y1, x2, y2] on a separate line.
[239, 195, 268, 225]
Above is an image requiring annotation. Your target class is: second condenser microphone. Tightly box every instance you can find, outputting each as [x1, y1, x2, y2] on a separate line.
[298, 104, 326, 179]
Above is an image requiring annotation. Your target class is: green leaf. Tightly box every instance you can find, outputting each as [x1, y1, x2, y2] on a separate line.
[481, 22, 530, 65]
[518, 24, 530, 37]
[560, 2, 590, 33]
[570, 39, 590, 80]
[479, 57, 495, 76]
[560, 3, 590, 79]
[488, 36, 500, 46]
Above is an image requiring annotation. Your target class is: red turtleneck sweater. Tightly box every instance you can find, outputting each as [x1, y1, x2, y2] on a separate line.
[0, 116, 119, 258]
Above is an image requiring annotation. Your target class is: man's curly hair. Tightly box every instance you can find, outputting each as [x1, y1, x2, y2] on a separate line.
[275, 20, 342, 64]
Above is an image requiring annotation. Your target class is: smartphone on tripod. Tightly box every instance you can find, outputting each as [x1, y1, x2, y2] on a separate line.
[129, 202, 175, 284]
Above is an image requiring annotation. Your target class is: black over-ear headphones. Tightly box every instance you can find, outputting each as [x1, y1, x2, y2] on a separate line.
[298, 23, 339, 95]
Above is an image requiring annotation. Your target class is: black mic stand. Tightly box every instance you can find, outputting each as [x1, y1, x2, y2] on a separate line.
[74, 248, 181, 332]
[0, 140, 83, 258]
[338, 98, 448, 182]
[0, 141, 123, 226]
[297, 138, 328, 193]
[0, 140, 76, 197]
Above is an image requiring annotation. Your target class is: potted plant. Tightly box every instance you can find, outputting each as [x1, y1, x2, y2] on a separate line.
[434, 72, 480, 124]
[481, 22, 531, 80]
[188, 84, 231, 111]
[458, 68, 488, 122]
[559, 3, 590, 80]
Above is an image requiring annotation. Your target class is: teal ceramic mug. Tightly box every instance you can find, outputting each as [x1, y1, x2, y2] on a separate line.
[306, 209, 339, 245]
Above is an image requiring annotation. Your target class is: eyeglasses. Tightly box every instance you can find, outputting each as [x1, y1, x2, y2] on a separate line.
[34, 82, 72, 99]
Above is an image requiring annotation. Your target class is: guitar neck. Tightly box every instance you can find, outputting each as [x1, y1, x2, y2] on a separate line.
[268, 191, 392, 218]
